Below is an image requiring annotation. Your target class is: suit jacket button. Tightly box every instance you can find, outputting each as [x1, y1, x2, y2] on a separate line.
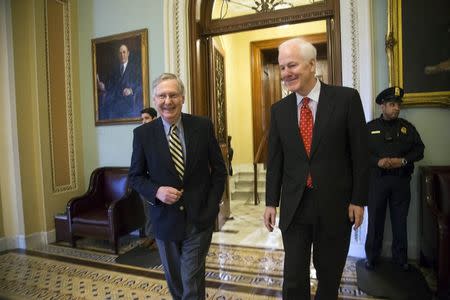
[179, 206, 184, 211]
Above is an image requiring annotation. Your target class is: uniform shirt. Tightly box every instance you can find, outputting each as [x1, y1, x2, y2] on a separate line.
[367, 115, 424, 176]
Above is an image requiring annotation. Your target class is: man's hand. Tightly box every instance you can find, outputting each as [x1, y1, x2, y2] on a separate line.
[377, 158, 391, 169]
[123, 88, 133, 96]
[96, 74, 105, 92]
[387, 158, 403, 169]
[264, 206, 277, 232]
[156, 187, 183, 204]
[348, 204, 364, 230]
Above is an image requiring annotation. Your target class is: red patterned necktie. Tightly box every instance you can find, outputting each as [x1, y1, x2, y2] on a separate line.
[299, 97, 313, 188]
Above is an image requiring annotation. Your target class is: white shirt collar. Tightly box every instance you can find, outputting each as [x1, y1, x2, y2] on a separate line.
[296, 79, 321, 105]
[162, 117, 183, 136]
[122, 61, 128, 72]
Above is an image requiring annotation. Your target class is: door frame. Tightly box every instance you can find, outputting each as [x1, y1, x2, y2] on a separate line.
[188, 0, 342, 117]
[250, 33, 328, 164]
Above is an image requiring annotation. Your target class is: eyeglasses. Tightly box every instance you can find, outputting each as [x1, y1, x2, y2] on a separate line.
[155, 93, 180, 100]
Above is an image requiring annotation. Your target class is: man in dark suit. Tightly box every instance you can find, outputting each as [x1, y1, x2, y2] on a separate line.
[97, 44, 143, 120]
[129, 73, 227, 299]
[264, 38, 369, 299]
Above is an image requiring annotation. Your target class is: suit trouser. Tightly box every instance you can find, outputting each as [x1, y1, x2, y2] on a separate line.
[156, 224, 213, 300]
[365, 175, 411, 264]
[141, 198, 154, 239]
[282, 188, 352, 300]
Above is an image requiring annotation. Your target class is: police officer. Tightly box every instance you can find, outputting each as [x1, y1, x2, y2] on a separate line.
[364, 86, 424, 271]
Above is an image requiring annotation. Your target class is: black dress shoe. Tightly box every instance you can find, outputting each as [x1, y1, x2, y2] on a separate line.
[365, 259, 375, 270]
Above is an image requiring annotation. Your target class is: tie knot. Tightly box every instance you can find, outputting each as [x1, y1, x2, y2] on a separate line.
[302, 97, 310, 106]
[170, 124, 177, 134]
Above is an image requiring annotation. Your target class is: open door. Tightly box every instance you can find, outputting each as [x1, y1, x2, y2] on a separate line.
[188, 0, 341, 230]
[209, 37, 230, 231]
[251, 34, 328, 166]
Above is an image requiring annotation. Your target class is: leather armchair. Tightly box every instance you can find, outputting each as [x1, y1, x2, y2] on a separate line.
[67, 167, 145, 254]
[420, 166, 450, 298]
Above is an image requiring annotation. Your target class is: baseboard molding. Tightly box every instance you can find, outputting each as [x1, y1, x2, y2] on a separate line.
[2, 234, 26, 250]
[0, 230, 55, 251]
[0, 236, 7, 252]
[47, 229, 56, 244]
[25, 231, 48, 249]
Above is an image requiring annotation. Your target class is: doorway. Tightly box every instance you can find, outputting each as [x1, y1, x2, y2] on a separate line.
[187, 0, 342, 239]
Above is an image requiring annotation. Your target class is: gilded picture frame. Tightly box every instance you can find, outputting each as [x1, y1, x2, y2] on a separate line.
[386, 0, 449, 107]
[92, 29, 149, 125]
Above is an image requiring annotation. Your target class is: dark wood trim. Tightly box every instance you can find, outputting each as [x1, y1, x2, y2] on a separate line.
[189, 0, 342, 117]
[210, 39, 230, 230]
[328, 0, 342, 85]
[250, 33, 328, 163]
[188, 1, 210, 116]
[205, 2, 335, 36]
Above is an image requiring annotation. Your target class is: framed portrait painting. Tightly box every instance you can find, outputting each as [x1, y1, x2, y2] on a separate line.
[92, 29, 149, 125]
[386, 0, 449, 107]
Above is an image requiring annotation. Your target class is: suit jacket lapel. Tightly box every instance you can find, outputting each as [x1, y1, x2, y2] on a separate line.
[284, 94, 308, 159]
[154, 118, 180, 180]
[181, 114, 199, 179]
[310, 83, 335, 158]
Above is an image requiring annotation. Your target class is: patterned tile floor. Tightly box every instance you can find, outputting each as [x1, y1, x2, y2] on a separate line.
[0, 200, 435, 299]
[212, 199, 283, 249]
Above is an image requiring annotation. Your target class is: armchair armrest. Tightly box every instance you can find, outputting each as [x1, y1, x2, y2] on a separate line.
[107, 187, 145, 231]
[66, 167, 105, 224]
[424, 174, 440, 216]
[423, 168, 450, 218]
[67, 191, 105, 215]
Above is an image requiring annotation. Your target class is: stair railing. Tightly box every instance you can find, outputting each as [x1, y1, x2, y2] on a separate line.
[253, 130, 269, 205]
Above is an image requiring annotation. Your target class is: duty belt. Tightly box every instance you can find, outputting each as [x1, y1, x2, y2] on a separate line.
[379, 168, 401, 176]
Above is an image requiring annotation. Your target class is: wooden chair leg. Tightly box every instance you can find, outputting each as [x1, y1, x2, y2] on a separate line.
[112, 237, 119, 254]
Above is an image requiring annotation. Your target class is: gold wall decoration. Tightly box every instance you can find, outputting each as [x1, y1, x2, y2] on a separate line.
[214, 48, 227, 144]
[386, 0, 450, 107]
[45, 0, 78, 192]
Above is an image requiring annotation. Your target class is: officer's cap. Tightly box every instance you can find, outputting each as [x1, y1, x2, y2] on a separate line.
[375, 86, 404, 104]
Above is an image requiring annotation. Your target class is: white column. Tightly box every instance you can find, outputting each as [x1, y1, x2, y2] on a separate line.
[341, 0, 374, 258]
[0, 0, 26, 251]
[164, 0, 191, 113]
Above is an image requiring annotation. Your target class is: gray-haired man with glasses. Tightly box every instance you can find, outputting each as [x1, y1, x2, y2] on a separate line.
[129, 73, 227, 299]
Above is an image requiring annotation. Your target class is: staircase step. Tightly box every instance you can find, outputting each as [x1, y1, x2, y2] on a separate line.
[235, 181, 265, 190]
[235, 173, 266, 181]
[232, 186, 266, 193]
[231, 191, 265, 201]
[234, 176, 266, 182]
